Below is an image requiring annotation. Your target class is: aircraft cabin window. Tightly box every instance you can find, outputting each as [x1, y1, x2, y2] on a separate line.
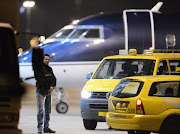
[69, 29, 100, 39]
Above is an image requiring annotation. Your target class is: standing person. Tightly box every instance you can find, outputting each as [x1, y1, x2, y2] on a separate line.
[34, 54, 56, 133]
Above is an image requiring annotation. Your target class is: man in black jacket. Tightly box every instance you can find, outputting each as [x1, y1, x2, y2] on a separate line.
[34, 54, 56, 133]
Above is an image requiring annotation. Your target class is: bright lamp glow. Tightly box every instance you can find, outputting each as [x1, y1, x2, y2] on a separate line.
[39, 36, 46, 42]
[81, 90, 92, 98]
[136, 98, 142, 106]
[72, 20, 79, 25]
[149, 47, 154, 51]
[23, 1, 35, 8]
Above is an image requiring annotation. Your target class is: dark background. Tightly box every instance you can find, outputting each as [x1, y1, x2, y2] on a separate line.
[19, 0, 180, 50]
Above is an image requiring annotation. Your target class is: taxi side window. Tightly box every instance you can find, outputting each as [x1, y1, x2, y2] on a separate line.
[157, 60, 168, 75]
[169, 60, 180, 75]
[149, 81, 180, 97]
[157, 60, 180, 75]
[169, 60, 180, 71]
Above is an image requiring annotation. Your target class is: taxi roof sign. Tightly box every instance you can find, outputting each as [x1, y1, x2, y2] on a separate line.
[129, 49, 137, 56]
[119, 50, 128, 55]
[144, 49, 153, 55]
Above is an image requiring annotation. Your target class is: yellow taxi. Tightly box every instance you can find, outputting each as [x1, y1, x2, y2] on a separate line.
[106, 75, 180, 134]
[81, 49, 180, 130]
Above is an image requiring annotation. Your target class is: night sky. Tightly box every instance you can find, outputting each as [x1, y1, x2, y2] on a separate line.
[19, 0, 180, 50]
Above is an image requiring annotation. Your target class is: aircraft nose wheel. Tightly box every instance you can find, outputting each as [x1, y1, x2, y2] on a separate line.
[56, 101, 69, 114]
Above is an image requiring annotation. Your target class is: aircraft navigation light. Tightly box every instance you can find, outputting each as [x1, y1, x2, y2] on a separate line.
[72, 20, 79, 25]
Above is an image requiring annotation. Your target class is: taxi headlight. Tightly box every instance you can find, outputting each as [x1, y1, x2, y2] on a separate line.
[81, 90, 92, 98]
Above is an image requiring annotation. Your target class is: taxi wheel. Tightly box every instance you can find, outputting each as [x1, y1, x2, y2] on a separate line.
[83, 119, 97, 130]
[159, 115, 180, 134]
[127, 130, 150, 134]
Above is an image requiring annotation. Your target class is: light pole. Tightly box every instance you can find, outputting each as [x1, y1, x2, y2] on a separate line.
[23, 1, 35, 49]
[23, 0, 35, 32]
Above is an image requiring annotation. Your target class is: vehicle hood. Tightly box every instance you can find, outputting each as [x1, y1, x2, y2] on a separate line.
[83, 79, 121, 92]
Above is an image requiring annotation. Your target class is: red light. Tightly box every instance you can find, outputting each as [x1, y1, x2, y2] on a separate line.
[136, 98, 145, 115]
[149, 47, 154, 51]
[136, 98, 142, 106]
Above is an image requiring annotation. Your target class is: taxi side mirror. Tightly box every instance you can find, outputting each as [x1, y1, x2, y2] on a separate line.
[86, 72, 93, 79]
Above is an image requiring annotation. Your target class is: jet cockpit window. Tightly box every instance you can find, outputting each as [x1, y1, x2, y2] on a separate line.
[51, 29, 73, 39]
[93, 59, 155, 79]
[69, 28, 100, 39]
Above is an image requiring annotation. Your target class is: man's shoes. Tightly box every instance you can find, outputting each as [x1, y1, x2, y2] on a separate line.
[43, 128, 56, 133]
[38, 128, 42, 133]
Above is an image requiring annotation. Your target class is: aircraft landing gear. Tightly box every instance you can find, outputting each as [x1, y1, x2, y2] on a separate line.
[56, 101, 68, 113]
[54, 87, 70, 114]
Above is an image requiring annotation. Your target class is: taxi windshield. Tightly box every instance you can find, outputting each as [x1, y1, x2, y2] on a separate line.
[112, 79, 144, 98]
[93, 59, 155, 79]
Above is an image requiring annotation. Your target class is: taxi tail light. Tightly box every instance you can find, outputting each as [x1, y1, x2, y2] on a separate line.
[136, 98, 145, 115]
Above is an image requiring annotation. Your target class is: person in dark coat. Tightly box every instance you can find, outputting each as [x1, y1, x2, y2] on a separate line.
[34, 54, 56, 133]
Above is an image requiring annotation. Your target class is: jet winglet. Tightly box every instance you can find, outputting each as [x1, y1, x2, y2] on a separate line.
[151, 2, 163, 13]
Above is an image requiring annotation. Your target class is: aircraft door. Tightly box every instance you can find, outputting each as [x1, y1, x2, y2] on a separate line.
[123, 11, 154, 53]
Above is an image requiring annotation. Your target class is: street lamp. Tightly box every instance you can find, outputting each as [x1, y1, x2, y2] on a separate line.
[23, 1, 35, 49]
[23, 1, 35, 7]
[23, 0, 35, 32]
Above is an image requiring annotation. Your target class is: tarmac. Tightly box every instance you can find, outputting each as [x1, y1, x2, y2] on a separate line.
[18, 83, 155, 134]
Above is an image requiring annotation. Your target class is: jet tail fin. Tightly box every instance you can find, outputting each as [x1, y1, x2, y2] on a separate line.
[151, 2, 163, 13]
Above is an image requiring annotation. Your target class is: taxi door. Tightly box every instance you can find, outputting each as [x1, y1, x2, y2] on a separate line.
[141, 80, 180, 129]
